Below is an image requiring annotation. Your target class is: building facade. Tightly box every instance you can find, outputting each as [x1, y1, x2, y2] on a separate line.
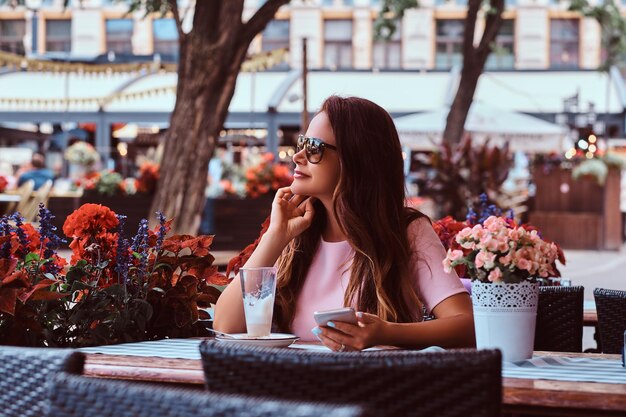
[0, 0, 619, 71]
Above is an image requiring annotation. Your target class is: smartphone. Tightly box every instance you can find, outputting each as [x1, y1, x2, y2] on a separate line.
[313, 307, 358, 326]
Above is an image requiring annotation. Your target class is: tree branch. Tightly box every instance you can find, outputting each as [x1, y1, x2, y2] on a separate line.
[167, 0, 185, 40]
[462, 0, 482, 69]
[241, 0, 290, 47]
[476, 0, 505, 60]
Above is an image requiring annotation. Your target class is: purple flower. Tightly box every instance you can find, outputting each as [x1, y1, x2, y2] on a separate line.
[10, 213, 30, 257]
[36, 203, 66, 272]
[131, 218, 150, 276]
[155, 211, 167, 251]
[114, 215, 130, 285]
[0, 216, 12, 259]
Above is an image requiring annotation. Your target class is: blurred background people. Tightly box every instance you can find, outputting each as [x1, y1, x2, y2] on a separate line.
[17, 153, 55, 190]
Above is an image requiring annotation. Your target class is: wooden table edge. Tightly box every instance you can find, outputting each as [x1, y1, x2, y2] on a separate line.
[83, 351, 626, 413]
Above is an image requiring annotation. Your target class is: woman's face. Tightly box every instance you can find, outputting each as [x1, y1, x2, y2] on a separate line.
[290, 111, 341, 200]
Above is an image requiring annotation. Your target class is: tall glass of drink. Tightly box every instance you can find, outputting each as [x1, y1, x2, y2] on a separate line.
[240, 267, 277, 338]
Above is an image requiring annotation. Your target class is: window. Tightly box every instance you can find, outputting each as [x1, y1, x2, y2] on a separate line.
[0, 19, 26, 54]
[45, 19, 71, 52]
[261, 20, 289, 52]
[372, 21, 401, 69]
[435, 19, 464, 70]
[485, 19, 515, 70]
[324, 20, 353, 69]
[153, 18, 178, 61]
[106, 19, 133, 54]
[550, 19, 579, 69]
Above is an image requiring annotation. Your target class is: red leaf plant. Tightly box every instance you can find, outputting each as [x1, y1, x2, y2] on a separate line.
[0, 203, 226, 347]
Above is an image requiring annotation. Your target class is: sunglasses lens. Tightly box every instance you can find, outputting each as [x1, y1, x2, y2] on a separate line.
[296, 135, 326, 164]
[306, 139, 323, 163]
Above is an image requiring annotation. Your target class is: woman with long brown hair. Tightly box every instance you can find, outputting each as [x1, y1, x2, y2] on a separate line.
[214, 96, 475, 351]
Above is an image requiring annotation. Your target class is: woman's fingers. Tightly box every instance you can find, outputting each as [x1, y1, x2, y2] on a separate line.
[319, 333, 351, 352]
[324, 320, 359, 337]
[290, 194, 307, 207]
[274, 187, 292, 202]
[356, 312, 378, 325]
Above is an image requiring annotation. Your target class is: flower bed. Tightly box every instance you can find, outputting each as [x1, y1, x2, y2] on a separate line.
[0, 204, 226, 347]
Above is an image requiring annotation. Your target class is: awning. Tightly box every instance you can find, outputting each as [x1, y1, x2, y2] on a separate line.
[395, 102, 570, 153]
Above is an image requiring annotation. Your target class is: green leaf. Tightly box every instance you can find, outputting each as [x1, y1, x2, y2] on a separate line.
[25, 253, 40, 264]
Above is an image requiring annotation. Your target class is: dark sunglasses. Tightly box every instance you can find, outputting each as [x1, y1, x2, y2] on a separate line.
[296, 134, 337, 164]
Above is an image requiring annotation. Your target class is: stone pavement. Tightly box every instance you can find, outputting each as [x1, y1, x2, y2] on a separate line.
[559, 244, 626, 300]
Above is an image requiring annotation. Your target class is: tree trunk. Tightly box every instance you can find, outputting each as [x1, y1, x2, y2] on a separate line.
[442, 0, 505, 144]
[149, 1, 289, 234]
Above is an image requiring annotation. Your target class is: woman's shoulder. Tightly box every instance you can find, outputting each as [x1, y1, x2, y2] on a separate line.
[405, 212, 443, 252]
[406, 211, 433, 236]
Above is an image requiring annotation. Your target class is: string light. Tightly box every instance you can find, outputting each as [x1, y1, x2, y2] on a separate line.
[0, 48, 287, 75]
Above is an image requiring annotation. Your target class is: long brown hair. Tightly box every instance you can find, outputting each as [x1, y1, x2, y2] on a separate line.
[274, 96, 424, 331]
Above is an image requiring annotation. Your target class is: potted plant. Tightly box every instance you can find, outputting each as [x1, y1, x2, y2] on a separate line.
[0, 203, 227, 347]
[441, 211, 565, 361]
[64, 142, 101, 180]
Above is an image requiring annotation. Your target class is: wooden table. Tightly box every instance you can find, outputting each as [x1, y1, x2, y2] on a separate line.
[82, 347, 626, 416]
[584, 299, 598, 327]
[0, 193, 21, 203]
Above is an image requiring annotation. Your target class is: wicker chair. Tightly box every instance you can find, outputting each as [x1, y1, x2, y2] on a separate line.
[593, 288, 626, 354]
[49, 372, 364, 417]
[200, 340, 502, 417]
[534, 285, 584, 352]
[0, 347, 84, 417]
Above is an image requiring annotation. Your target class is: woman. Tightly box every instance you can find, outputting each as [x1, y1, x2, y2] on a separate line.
[214, 96, 475, 351]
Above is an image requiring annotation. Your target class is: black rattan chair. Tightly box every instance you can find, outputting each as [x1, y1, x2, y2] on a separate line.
[200, 340, 502, 417]
[593, 288, 626, 354]
[0, 347, 84, 417]
[48, 372, 364, 417]
[534, 285, 584, 352]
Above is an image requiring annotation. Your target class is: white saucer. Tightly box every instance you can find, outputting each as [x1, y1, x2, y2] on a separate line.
[215, 333, 299, 348]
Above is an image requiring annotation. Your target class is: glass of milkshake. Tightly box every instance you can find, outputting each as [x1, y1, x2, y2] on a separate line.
[239, 267, 277, 338]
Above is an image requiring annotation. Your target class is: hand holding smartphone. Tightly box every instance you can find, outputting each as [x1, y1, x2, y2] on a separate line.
[313, 307, 358, 326]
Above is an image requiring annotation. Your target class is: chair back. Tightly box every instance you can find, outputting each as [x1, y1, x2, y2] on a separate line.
[6, 180, 35, 214]
[593, 288, 626, 354]
[534, 285, 584, 352]
[20, 180, 53, 222]
[49, 372, 364, 417]
[200, 341, 502, 417]
[0, 347, 84, 417]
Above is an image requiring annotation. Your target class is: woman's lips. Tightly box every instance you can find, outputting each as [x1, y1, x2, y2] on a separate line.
[293, 170, 310, 179]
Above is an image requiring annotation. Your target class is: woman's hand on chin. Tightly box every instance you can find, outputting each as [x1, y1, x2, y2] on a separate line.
[266, 187, 315, 243]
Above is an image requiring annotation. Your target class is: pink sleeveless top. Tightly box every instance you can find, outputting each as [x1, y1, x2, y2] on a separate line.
[291, 218, 466, 341]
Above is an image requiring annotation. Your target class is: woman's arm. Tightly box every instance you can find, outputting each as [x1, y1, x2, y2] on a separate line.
[380, 293, 475, 348]
[213, 188, 315, 333]
[317, 293, 475, 351]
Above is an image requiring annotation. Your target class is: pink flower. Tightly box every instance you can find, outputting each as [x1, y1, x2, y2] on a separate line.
[517, 257, 532, 271]
[488, 268, 503, 282]
[499, 253, 513, 266]
[449, 249, 464, 261]
[475, 251, 496, 270]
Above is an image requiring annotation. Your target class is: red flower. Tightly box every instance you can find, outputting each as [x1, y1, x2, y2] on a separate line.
[137, 162, 159, 194]
[0, 175, 8, 193]
[63, 204, 119, 239]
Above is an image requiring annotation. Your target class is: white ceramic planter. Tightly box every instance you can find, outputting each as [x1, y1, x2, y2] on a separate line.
[471, 281, 539, 362]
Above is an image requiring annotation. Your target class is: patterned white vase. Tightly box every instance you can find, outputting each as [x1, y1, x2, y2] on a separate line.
[471, 281, 539, 362]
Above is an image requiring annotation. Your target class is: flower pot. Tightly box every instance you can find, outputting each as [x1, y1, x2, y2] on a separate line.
[471, 281, 539, 362]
